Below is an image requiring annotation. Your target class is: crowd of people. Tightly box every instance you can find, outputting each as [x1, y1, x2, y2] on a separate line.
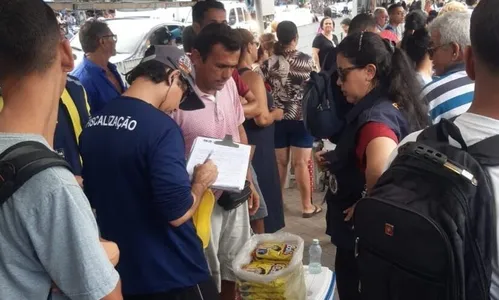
[0, 0, 498, 299]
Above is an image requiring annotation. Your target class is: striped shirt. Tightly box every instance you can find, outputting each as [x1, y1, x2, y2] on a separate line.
[421, 65, 474, 124]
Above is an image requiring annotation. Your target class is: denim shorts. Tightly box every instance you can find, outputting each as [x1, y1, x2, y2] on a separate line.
[274, 120, 314, 149]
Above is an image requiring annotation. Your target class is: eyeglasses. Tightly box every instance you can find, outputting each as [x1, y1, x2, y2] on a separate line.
[337, 66, 362, 82]
[427, 43, 449, 58]
[101, 34, 117, 42]
[252, 41, 260, 48]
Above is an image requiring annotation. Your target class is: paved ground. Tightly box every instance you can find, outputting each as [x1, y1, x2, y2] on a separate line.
[281, 186, 340, 299]
[297, 23, 321, 56]
[281, 187, 335, 268]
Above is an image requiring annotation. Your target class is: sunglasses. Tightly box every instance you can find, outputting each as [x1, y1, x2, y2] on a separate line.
[101, 34, 118, 42]
[337, 66, 362, 82]
[252, 41, 260, 48]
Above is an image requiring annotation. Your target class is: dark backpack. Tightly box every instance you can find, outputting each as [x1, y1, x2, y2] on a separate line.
[0, 141, 71, 204]
[303, 48, 353, 140]
[302, 67, 336, 139]
[353, 119, 497, 300]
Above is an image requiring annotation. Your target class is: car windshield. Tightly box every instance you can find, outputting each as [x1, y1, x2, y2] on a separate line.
[70, 20, 149, 54]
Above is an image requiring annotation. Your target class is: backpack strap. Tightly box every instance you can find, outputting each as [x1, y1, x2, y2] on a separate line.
[420, 119, 499, 166]
[418, 118, 468, 150]
[468, 135, 499, 166]
[0, 141, 71, 205]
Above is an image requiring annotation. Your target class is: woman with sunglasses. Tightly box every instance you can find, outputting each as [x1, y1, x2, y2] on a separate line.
[319, 32, 428, 300]
[236, 28, 285, 234]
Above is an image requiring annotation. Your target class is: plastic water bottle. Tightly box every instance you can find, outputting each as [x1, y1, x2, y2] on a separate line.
[309, 239, 322, 274]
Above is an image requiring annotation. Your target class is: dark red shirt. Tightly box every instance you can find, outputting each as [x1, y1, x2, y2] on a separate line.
[232, 70, 250, 97]
[355, 122, 398, 172]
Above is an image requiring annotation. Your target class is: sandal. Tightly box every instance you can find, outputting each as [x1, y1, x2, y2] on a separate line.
[302, 205, 323, 218]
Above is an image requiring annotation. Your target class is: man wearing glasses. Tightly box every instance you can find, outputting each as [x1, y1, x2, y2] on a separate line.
[72, 20, 125, 114]
[422, 11, 474, 124]
[79, 45, 220, 300]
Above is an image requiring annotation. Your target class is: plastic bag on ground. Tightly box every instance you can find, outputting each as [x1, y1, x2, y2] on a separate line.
[233, 232, 306, 300]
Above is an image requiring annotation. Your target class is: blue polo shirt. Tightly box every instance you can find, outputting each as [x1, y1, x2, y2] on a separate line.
[79, 96, 210, 295]
[71, 57, 126, 115]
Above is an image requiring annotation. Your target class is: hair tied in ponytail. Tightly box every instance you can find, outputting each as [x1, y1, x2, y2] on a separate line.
[273, 41, 284, 56]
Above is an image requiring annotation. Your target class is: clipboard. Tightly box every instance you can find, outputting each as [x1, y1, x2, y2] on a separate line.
[186, 135, 251, 192]
[214, 134, 239, 148]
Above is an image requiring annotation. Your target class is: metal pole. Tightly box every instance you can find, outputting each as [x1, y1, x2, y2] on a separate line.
[254, 0, 265, 35]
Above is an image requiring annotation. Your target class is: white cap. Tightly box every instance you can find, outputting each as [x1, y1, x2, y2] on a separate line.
[313, 239, 319, 244]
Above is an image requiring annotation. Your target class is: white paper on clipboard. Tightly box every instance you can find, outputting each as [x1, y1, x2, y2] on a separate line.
[186, 136, 251, 192]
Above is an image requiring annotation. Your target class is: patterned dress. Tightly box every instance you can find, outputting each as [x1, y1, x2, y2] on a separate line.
[261, 49, 314, 121]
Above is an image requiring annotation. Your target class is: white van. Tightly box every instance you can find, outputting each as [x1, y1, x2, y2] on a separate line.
[183, 1, 259, 35]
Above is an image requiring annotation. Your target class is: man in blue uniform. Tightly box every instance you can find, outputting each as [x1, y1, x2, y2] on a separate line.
[0, 76, 90, 186]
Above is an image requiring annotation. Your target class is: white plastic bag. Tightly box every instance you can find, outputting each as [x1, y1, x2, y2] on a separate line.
[233, 232, 306, 300]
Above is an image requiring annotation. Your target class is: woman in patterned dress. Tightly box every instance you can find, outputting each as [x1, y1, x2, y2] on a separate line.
[261, 21, 321, 218]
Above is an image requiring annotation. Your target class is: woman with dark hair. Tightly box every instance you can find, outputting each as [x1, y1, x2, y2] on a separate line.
[317, 32, 428, 300]
[401, 28, 433, 86]
[402, 9, 427, 41]
[236, 28, 285, 233]
[316, 7, 333, 34]
[312, 17, 339, 70]
[261, 21, 319, 219]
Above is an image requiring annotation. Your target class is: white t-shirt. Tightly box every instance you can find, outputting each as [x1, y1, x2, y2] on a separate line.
[386, 112, 499, 298]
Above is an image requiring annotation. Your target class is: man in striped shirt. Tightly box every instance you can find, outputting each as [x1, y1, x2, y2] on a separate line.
[422, 11, 474, 124]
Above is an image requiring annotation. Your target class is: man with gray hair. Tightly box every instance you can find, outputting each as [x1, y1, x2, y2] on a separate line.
[374, 7, 389, 32]
[421, 11, 474, 123]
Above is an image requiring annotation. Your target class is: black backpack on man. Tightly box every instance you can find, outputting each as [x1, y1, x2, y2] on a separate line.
[354, 119, 497, 300]
[0, 141, 70, 205]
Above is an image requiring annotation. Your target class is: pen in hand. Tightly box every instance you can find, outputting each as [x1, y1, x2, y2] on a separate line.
[204, 151, 214, 164]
